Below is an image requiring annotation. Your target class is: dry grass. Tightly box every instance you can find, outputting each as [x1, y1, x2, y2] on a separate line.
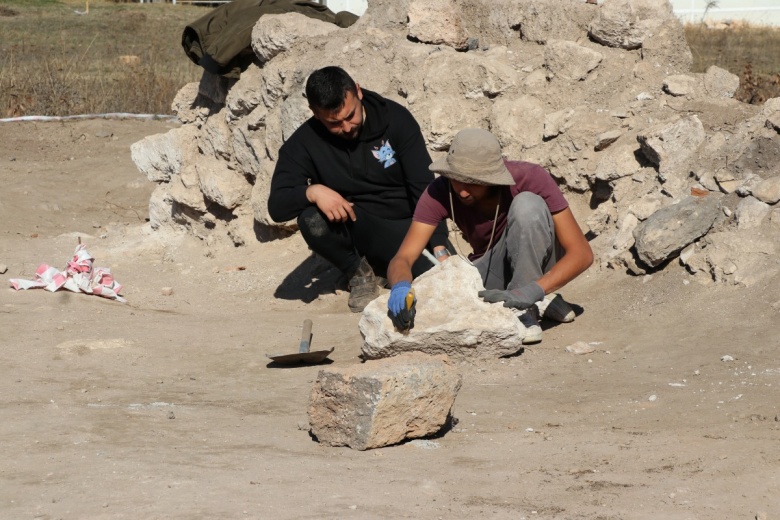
[0, 0, 205, 117]
[3, 4, 780, 117]
[685, 23, 780, 104]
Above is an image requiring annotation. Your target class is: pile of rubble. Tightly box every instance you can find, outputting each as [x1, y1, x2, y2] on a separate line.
[131, 0, 780, 287]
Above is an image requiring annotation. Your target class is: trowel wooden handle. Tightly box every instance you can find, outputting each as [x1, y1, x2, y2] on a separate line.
[299, 319, 313, 353]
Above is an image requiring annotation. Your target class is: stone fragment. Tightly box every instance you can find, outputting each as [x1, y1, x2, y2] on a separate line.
[148, 184, 176, 231]
[594, 144, 642, 182]
[170, 82, 205, 124]
[685, 231, 778, 286]
[490, 95, 545, 155]
[662, 74, 698, 97]
[161, 287, 174, 296]
[544, 40, 603, 81]
[169, 167, 208, 212]
[633, 195, 722, 267]
[639, 18, 693, 75]
[251, 13, 340, 64]
[197, 159, 251, 210]
[627, 194, 664, 221]
[594, 129, 622, 151]
[360, 256, 525, 360]
[308, 353, 462, 450]
[735, 196, 771, 230]
[407, 0, 469, 50]
[736, 172, 763, 197]
[544, 109, 575, 140]
[565, 342, 597, 355]
[714, 170, 738, 194]
[588, 0, 651, 50]
[198, 116, 232, 161]
[0, 264, 7, 274]
[130, 130, 183, 183]
[612, 213, 639, 252]
[703, 65, 740, 99]
[765, 112, 780, 133]
[225, 65, 265, 121]
[636, 116, 705, 175]
[513, 0, 593, 44]
[751, 176, 780, 205]
[231, 124, 263, 183]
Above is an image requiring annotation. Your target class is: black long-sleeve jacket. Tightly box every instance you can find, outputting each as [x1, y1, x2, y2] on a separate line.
[268, 89, 448, 247]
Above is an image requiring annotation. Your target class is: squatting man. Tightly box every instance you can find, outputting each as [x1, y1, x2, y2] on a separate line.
[386, 128, 594, 344]
[267, 66, 448, 313]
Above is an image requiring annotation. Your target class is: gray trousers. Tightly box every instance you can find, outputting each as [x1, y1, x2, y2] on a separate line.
[473, 192, 558, 291]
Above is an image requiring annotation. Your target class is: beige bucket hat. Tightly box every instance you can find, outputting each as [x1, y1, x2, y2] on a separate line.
[429, 128, 514, 186]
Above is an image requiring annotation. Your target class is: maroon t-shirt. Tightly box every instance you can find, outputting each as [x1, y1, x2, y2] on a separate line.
[413, 160, 569, 260]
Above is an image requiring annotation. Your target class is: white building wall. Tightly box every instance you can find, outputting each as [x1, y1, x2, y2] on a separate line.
[669, 0, 780, 26]
[318, 1, 780, 25]
[320, 1, 780, 26]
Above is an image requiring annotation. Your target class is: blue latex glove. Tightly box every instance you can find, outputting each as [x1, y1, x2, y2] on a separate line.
[478, 281, 545, 310]
[388, 281, 416, 333]
[388, 281, 412, 316]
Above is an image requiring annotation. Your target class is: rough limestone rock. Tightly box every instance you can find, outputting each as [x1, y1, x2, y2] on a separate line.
[588, 0, 655, 50]
[663, 74, 698, 97]
[197, 159, 251, 210]
[636, 115, 705, 175]
[308, 352, 462, 450]
[704, 65, 740, 99]
[408, 0, 469, 50]
[171, 82, 210, 124]
[634, 195, 722, 267]
[735, 196, 771, 230]
[130, 130, 184, 183]
[594, 129, 622, 151]
[752, 176, 780, 205]
[683, 231, 779, 287]
[251, 13, 341, 64]
[359, 256, 524, 360]
[148, 185, 176, 231]
[594, 144, 642, 182]
[130, 0, 780, 286]
[633, 195, 722, 267]
[544, 40, 603, 81]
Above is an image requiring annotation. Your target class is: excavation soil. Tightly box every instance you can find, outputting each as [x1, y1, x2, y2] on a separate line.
[1, 119, 779, 519]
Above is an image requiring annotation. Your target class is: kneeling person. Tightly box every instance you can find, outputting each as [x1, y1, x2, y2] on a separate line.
[386, 128, 594, 344]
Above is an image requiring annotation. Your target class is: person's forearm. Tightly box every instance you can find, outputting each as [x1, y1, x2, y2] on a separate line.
[387, 256, 413, 287]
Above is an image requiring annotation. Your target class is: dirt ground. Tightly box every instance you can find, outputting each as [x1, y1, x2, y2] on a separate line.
[1, 119, 779, 520]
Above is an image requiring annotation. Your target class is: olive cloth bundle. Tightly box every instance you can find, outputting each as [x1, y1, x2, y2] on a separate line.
[182, 0, 358, 78]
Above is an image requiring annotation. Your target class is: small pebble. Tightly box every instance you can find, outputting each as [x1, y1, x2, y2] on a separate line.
[161, 287, 174, 296]
[565, 341, 596, 355]
[721, 355, 735, 362]
[648, 395, 658, 402]
[168, 411, 175, 420]
[0, 264, 7, 274]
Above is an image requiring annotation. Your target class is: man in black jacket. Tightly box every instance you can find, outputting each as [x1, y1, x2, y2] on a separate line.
[268, 66, 449, 312]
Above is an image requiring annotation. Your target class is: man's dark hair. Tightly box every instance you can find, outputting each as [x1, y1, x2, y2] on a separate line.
[305, 66, 358, 111]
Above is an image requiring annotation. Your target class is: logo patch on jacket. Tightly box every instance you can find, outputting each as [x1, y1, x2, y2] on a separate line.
[372, 140, 397, 168]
